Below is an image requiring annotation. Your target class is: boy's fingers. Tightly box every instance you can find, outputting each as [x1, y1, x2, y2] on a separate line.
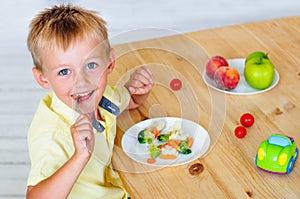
[141, 68, 154, 83]
[70, 124, 77, 134]
[76, 114, 92, 123]
[70, 114, 94, 150]
[126, 67, 154, 94]
[131, 67, 153, 83]
[70, 124, 94, 152]
[128, 84, 152, 95]
[135, 67, 152, 78]
[128, 74, 153, 88]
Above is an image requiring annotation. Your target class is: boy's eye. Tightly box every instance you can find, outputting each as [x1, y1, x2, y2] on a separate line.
[86, 63, 97, 69]
[58, 69, 70, 76]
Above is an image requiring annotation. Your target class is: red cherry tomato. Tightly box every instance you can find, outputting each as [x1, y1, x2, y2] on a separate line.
[170, 78, 182, 91]
[234, 126, 247, 138]
[240, 113, 255, 127]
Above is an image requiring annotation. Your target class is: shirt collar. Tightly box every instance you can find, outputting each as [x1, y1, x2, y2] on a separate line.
[51, 92, 79, 125]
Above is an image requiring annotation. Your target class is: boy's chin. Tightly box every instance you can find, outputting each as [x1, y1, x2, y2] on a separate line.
[76, 104, 97, 115]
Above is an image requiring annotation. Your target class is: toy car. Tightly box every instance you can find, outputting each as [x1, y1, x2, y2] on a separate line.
[255, 134, 298, 174]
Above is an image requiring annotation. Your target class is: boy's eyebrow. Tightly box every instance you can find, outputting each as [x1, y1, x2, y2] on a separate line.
[84, 55, 109, 63]
[47, 64, 71, 71]
[55, 63, 70, 68]
[86, 55, 103, 59]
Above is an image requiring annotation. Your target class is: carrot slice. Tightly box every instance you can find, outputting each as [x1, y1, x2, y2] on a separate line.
[187, 137, 194, 148]
[159, 154, 177, 159]
[147, 158, 156, 164]
[155, 131, 161, 138]
[151, 127, 158, 134]
[158, 143, 169, 149]
[175, 140, 181, 145]
[151, 127, 161, 138]
[168, 139, 180, 150]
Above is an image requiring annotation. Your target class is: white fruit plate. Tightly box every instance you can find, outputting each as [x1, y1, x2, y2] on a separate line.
[202, 58, 280, 95]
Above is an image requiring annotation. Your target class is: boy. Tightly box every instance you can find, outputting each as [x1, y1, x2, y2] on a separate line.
[26, 4, 153, 199]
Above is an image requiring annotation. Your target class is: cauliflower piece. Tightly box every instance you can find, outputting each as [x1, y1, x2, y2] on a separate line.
[161, 145, 178, 156]
[169, 130, 188, 141]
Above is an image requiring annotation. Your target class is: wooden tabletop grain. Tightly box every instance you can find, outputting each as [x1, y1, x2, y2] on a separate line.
[109, 17, 300, 198]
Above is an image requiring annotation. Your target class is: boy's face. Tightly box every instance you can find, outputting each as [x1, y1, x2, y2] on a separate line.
[33, 38, 114, 116]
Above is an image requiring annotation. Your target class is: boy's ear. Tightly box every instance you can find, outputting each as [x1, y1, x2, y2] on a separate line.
[32, 67, 51, 89]
[107, 48, 115, 74]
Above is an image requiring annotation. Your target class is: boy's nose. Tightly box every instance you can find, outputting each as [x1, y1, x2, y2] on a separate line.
[74, 70, 91, 87]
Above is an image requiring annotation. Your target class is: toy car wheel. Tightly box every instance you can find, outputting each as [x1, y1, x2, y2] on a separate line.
[286, 157, 295, 174]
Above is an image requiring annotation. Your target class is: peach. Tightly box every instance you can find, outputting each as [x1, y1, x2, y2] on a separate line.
[214, 66, 240, 90]
[206, 56, 229, 79]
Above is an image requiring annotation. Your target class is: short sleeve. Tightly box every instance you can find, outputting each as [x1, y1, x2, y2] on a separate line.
[27, 131, 71, 186]
[103, 85, 130, 114]
[27, 96, 73, 186]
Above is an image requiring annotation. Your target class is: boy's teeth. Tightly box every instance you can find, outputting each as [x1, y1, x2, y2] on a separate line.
[73, 91, 93, 99]
[78, 91, 92, 97]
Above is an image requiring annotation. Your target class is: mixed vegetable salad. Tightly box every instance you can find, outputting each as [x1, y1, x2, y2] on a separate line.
[137, 119, 194, 164]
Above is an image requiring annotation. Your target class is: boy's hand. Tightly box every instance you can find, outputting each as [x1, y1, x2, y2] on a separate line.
[125, 66, 154, 95]
[70, 114, 95, 160]
[125, 67, 154, 109]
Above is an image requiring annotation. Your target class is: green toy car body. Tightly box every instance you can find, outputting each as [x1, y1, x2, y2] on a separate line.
[255, 134, 298, 174]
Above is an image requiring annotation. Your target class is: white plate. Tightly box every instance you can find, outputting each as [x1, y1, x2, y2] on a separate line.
[121, 117, 210, 166]
[202, 58, 280, 95]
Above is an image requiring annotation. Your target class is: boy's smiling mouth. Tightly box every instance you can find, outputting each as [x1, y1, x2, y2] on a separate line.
[71, 90, 95, 103]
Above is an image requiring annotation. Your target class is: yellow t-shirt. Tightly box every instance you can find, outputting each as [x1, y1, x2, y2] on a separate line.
[27, 85, 130, 199]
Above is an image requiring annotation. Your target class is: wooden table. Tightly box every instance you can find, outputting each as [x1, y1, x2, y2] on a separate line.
[109, 17, 300, 198]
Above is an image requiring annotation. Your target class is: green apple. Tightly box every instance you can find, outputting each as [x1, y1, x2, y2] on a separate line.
[245, 51, 269, 64]
[244, 57, 274, 89]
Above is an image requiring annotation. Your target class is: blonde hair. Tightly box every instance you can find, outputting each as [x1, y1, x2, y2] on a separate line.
[27, 4, 110, 71]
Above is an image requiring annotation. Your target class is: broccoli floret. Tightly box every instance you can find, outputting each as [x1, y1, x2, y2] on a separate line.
[157, 134, 170, 142]
[138, 129, 155, 144]
[148, 144, 161, 158]
[178, 141, 192, 154]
